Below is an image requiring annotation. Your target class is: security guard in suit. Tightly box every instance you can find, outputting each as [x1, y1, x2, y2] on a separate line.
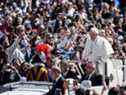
[81, 63, 103, 86]
[46, 66, 67, 95]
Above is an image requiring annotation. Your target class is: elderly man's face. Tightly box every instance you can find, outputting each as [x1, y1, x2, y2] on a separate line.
[85, 65, 94, 74]
[51, 70, 57, 80]
[51, 69, 60, 80]
[86, 68, 94, 74]
[89, 31, 97, 40]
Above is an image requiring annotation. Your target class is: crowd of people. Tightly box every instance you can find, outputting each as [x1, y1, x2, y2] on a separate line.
[0, 0, 126, 95]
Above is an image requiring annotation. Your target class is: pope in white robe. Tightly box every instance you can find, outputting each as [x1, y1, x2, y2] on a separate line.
[82, 26, 114, 78]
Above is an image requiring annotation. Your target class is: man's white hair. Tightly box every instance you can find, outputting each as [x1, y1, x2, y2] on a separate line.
[90, 27, 99, 34]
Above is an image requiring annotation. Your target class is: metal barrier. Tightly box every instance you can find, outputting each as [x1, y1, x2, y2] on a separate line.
[0, 81, 52, 95]
[0, 81, 103, 95]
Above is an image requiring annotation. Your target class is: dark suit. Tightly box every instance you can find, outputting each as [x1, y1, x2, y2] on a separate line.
[46, 75, 65, 95]
[81, 73, 103, 86]
[65, 70, 79, 80]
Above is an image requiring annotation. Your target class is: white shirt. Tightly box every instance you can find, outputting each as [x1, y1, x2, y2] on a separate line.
[67, 8, 75, 17]
[6, 38, 25, 63]
[82, 35, 114, 63]
[57, 37, 69, 49]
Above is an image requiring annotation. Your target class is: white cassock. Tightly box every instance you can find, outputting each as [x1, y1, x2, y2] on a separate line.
[82, 35, 114, 77]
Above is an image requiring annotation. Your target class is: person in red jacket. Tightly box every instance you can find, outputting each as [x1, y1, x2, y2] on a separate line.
[35, 43, 53, 68]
